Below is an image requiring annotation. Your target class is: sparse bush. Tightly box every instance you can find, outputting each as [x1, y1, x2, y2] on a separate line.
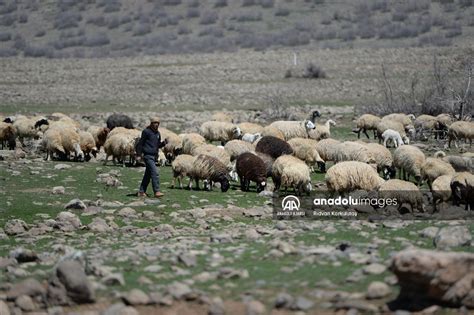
[167, 15, 181, 25]
[57, 0, 76, 11]
[0, 32, 12, 42]
[392, 9, 408, 22]
[418, 34, 452, 47]
[278, 29, 310, 46]
[340, 28, 356, 41]
[275, 7, 290, 16]
[358, 23, 376, 39]
[35, 29, 46, 37]
[17, 13, 28, 23]
[0, 14, 15, 26]
[303, 63, 327, 79]
[187, 8, 200, 18]
[232, 11, 262, 22]
[87, 16, 107, 27]
[120, 16, 131, 24]
[0, 48, 17, 57]
[84, 33, 110, 46]
[103, 1, 121, 13]
[188, 0, 199, 8]
[321, 15, 332, 25]
[459, 0, 473, 7]
[23, 45, 53, 58]
[445, 25, 462, 37]
[260, 0, 274, 8]
[55, 12, 82, 30]
[133, 23, 151, 36]
[107, 16, 120, 29]
[177, 25, 192, 35]
[198, 27, 224, 37]
[200, 11, 218, 25]
[378, 22, 419, 39]
[371, 0, 388, 12]
[13, 35, 25, 50]
[52, 35, 86, 50]
[313, 26, 338, 40]
[214, 0, 227, 8]
[0, 2, 17, 15]
[164, 0, 182, 5]
[241, 0, 256, 6]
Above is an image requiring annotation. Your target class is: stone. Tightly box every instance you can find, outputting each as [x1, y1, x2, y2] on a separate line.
[210, 233, 233, 243]
[291, 296, 314, 311]
[88, 217, 112, 233]
[103, 303, 139, 315]
[52, 186, 65, 195]
[55, 260, 95, 303]
[103, 273, 125, 286]
[275, 221, 287, 230]
[366, 281, 391, 299]
[363, 263, 387, 275]
[0, 301, 10, 315]
[334, 300, 378, 313]
[118, 207, 137, 218]
[0, 257, 16, 269]
[178, 253, 197, 267]
[4, 219, 28, 235]
[54, 164, 71, 170]
[390, 249, 474, 309]
[122, 289, 150, 305]
[245, 228, 260, 240]
[208, 297, 225, 315]
[258, 190, 274, 197]
[167, 282, 192, 300]
[246, 300, 266, 315]
[434, 225, 471, 249]
[64, 198, 87, 210]
[274, 292, 294, 308]
[9, 248, 39, 263]
[7, 278, 45, 300]
[15, 295, 35, 311]
[418, 226, 439, 239]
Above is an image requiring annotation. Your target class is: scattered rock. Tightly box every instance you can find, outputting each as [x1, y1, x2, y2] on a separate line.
[334, 300, 378, 313]
[245, 228, 260, 240]
[52, 186, 65, 195]
[208, 297, 225, 315]
[274, 292, 294, 308]
[55, 211, 81, 231]
[103, 303, 139, 315]
[9, 248, 39, 263]
[82, 206, 104, 216]
[218, 267, 249, 279]
[103, 273, 125, 286]
[258, 190, 274, 197]
[7, 278, 45, 300]
[366, 281, 391, 299]
[363, 263, 387, 275]
[167, 282, 192, 300]
[122, 289, 150, 305]
[54, 164, 71, 170]
[418, 226, 439, 239]
[242, 208, 266, 217]
[434, 225, 471, 249]
[64, 198, 87, 210]
[15, 295, 36, 311]
[275, 221, 287, 230]
[210, 233, 233, 243]
[178, 253, 197, 267]
[55, 260, 95, 304]
[0, 301, 10, 315]
[4, 219, 28, 235]
[88, 217, 112, 233]
[246, 300, 266, 315]
[118, 207, 137, 218]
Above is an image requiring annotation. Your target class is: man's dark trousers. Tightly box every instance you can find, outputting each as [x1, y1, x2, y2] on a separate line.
[139, 154, 159, 194]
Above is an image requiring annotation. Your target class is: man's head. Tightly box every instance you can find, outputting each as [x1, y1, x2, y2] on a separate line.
[150, 116, 160, 130]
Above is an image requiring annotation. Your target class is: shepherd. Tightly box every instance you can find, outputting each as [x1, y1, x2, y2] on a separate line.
[136, 116, 167, 198]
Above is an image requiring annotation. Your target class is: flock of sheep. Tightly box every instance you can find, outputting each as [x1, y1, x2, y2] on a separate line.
[0, 110, 473, 213]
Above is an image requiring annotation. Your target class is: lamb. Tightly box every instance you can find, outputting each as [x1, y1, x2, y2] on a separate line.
[238, 122, 264, 135]
[325, 161, 385, 194]
[255, 136, 293, 159]
[269, 120, 315, 140]
[106, 113, 134, 130]
[432, 174, 453, 212]
[378, 179, 424, 213]
[192, 143, 231, 169]
[103, 133, 138, 167]
[447, 121, 474, 148]
[0, 122, 16, 150]
[334, 141, 375, 164]
[308, 119, 336, 140]
[79, 131, 98, 161]
[189, 154, 230, 192]
[180, 133, 206, 155]
[287, 138, 325, 172]
[43, 126, 84, 161]
[376, 120, 408, 144]
[86, 126, 110, 151]
[241, 132, 262, 143]
[224, 140, 255, 161]
[272, 155, 312, 195]
[211, 112, 233, 123]
[236, 152, 267, 192]
[315, 138, 341, 163]
[421, 157, 455, 190]
[434, 151, 474, 172]
[382, 129, 406, 148]
[363, 142, 396, 179]
[171, 154, 196, 188]
[353, 114, 381, 139]
[199, 121, 241, 145]
[450, 172, 474, 210]
[393, 145, 426, 184]
[261, 126, 285, 140]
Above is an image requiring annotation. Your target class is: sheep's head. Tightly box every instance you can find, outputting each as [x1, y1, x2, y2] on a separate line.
[220, 176, 230, 192]
[256, 180, 266, 193]
[408, 114, 416, 121]
[232, 126, 242, 139]
[305, 120, 316, 130]
[402, 135, 410, 145]
[312, 110, 321, 119]
[327, 119, 336, 126]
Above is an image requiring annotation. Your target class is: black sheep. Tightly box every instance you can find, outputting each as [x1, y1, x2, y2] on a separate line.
[34, 118, 49, 130]
[106, 114, 134, 130]
[236, 152, 267, 192]
[255, 136, 293, 159]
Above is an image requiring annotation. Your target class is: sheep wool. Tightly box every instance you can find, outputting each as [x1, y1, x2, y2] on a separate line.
[255, 136, 293, 159]
[238, 122, 264, 135]
[189, 154, 230, 192]
[272, 155, 311, 195]
[378, 179, 424, 213]
[180, 133, 206, 155]
[325, 161, 385, 193]
[354, 114, 381, 139]
[447, 121, 474, 148]
[192, 143, 231, 169]
[224, 140, 255, 161]
[199, 121, 241, 144]
[103, 133, 137, 167]
[269, 120, 315, 140]
[87, 126, 110, 151]
[308, 119, 336, 140]
[79, 131, 97, 159]
[236, 152, 267, 192]
[211, 112, 233, 123]
[171, 154, 196, 188]
[315, 138, 341, 162]
[288, 138, 324, 171]
[393, 145, 426, 183]
[0, 122, 16, 150]
[261, 126, 285, 140]
[421, 157, 455, 189]
[432, 174, 453, 211]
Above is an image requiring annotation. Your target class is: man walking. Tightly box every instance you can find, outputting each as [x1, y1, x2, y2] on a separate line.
[137, 116, 167, 198]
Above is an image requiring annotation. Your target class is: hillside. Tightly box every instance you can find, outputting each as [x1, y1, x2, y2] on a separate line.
[0, 0, 473, 58]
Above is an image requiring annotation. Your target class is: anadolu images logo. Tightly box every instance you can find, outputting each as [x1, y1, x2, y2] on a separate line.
[282, 195, 300, 211]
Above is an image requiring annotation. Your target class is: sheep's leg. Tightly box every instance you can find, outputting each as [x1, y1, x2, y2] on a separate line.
[363, 129, 370, 139]
[373, 130, 377, 139]
[245, 179, 250, 191]
[195, 179, 200, 190]
[187, 177, 193, 190]
[103, 155, 109, 166]
[239, 176, 245, 191]
[171, 175, 176, 189]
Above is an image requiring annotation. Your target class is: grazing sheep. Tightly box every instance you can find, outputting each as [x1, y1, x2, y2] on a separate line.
[432, 174, 453, 212]
[288, 138, 325, 172]
[103, 133, 137, 167]
[224, 140, 255, 161]
[269, 120, 315, 140]
[211, 112, 233, 123]
[447, 121, 474, 148]
[192, 143, 231, 169]
[308, 119, 336, 140]
[241, 132, 262, 143]
[0, 122, 16, 150]
[159, 127, 182, 163]
[363, 142, 396, 180]
[107, 127, 141, 139]
[106, 113, 134, 130]
[382, 113, 415, 127]
[255, 152, 274, 177]
[421, 157, 456, 190]
[353, 114, 381, 139]
[376, 120, 407, 144]
[171, 154, 196, 188]
[43, 126, 84, 161]
[272, 155, 312, 195]
[450, 172, 474, 210]
[189, 154, 230, 192]
[414, 115, 437, 139]
[261, 126, 285, 140]
[325, 161, 385, 194]
[86, 126, 110, 151]
[13, 117, 41, 144]
[236, 152, 267, 192]
[238, 122, 264, 135]
[382, 129, 406, 148]
[378, 179, 424, 213]
[334, 141, 375, 164]
[180, 133, 206, 155]
[255, 136, 293, 159]
[434, 151, 474, 172]
[315, 138, 341, 163]
[79, 131, 97, 161]
[393, 145, 426, 184]
[200, 121, 242, 145]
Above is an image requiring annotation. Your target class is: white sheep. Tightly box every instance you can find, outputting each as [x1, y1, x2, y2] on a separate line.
[103, 133, 137, 167]
[43, 126, 84, 161]
[238, 122, 264, 135]
[434, 151, 474, 173]
[382, 129, 406, 148]
[272, 155, 312, 195]
[308, 119, 336, 140]
[353, 114, 381, 139]
[376, 120, 407, 143]
[432, 174, 453, 212]
[393, 145, 426, 184]
[378, 179, 424, 213]
[269, 120, 315, 140]
[171, 154, 196, 188]
[79, 131, 97, 161]
[13, 117, 41, 144]
[159, 127, 182, 162]
[241, 132, 262, 143]
[211, 112, 233, 123]
[224, 140, 255, 161]
[189, 154, 231, 192]
[200, 121, 242, 145]
[315, 138, 341, 163]
[421, 157, 455, 190]
[382, 113, 415, 127]
[192, 143, 232, 169]
[0, 122, 16, 150]
[325, 161, 385, 194]
[180, 133, 206, 155]
[334, 141, 375, 164]
[359, 142, 395, 179]
[86, 126, 110, 152]
[447, 121, 474, 148]
[287, 138, 325, 172]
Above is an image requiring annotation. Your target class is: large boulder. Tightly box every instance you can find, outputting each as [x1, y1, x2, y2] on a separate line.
[51, 260, 95, 304]
[390, 249, 474, 309]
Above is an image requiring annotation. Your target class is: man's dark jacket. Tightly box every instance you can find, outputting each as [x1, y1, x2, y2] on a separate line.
[138, 127, 166, 156]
